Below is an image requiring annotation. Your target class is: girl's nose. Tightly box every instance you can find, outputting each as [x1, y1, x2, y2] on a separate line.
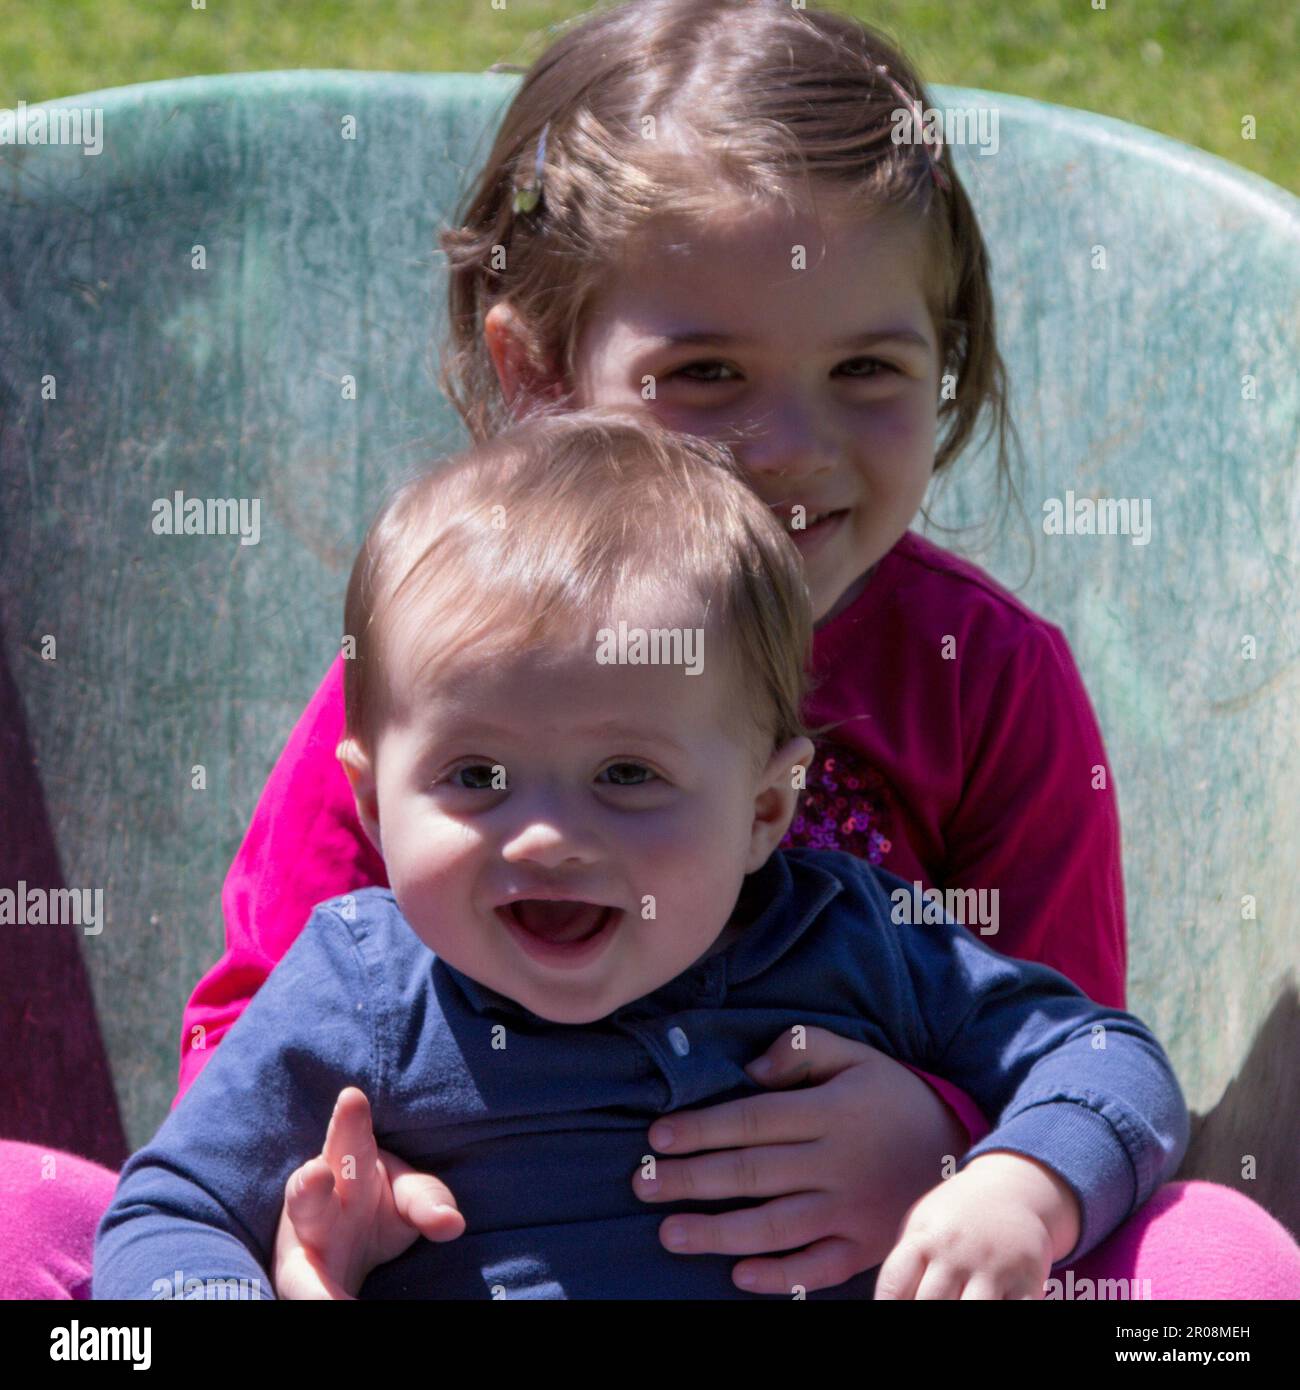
[737, 395, 840, 486]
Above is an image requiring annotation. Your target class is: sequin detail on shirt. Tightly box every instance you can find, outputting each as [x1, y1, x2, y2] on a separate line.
[781, 742, 897, 864]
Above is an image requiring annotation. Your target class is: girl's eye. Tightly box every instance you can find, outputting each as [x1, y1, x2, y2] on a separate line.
[672, 358, 895, 383]
[837, 356, 895, 378]
[598, 762, 657, 786]
[450, 762, 504, 790]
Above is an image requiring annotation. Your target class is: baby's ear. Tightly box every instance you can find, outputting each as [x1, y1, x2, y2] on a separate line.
[336, 737, 382, 854]
[745, 736, 816, 872]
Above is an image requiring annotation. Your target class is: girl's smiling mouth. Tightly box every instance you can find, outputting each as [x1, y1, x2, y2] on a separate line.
[782, 507, 849, 550]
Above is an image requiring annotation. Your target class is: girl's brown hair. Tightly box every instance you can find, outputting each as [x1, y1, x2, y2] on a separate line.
[343, 408, 814, 762]
[438, 0, 1018, 522]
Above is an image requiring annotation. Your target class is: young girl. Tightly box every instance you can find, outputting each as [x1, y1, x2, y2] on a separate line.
[14, 0, 1298, 1300]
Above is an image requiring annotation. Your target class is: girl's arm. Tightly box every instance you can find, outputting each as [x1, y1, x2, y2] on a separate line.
[173, 655, 386, 1107]
[943, 620, 1126, 1009]
[869, 618, 1123, 1170]
[863, 620, 1121, 1174]
[895, 1064, 990, 1145]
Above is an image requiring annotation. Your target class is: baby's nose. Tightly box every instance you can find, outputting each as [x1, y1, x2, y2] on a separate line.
[499, 794, 602, 868]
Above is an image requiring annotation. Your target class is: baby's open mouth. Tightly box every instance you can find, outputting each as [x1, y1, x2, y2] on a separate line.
[497, 900, 617, 945]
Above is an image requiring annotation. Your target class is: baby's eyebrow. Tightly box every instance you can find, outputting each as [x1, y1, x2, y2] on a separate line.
[574, 720, 689, 756]
[417, 717, 688, 758]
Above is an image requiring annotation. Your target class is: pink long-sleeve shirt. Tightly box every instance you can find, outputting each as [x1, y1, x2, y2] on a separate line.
[175, 530, 1127, 1150]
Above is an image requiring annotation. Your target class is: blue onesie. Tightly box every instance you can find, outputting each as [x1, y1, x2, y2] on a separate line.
[93, 847, 1189, 1299]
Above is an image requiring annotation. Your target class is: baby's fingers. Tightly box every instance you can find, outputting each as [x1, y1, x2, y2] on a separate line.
[875, 1238, 967, 1299]
[381, 1149, 466, 1243]
[913, 1260, 966, 1299]
[323, 1087, 380, 1175]
[274, 1169, 355, 1301]
[283, 1156, 343, 1250]
[873, 1240, 926, 1300]
[274, 1241, 358, 1301]
[959, 1273, 1003, 1300]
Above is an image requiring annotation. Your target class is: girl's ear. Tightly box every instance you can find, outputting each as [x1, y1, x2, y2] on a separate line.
[336, 737, 382, 855]
[484, 300, 565, 413]
[745, 736, 816, 873]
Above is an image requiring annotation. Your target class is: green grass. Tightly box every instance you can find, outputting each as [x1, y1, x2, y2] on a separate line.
[0, 0, 1293, 191]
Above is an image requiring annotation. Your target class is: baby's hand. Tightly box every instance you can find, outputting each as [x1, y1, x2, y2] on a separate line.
[273, 1086, 465, 1299]
[874, 1151, 1081, 1300]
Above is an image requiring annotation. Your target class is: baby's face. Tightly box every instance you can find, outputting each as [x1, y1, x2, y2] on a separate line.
[343, 603, 810, 1024]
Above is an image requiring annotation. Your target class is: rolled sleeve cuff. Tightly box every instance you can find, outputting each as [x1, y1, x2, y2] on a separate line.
[957, 1101, 1137, 1266]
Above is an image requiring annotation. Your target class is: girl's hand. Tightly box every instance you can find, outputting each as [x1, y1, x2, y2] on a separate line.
[874, 1151, 1081, 1299]
[272, 1086, 465, 1299]
[631, 1026, 971, 1294]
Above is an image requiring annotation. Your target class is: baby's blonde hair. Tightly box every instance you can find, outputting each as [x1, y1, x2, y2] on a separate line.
[439, 0, 1014, 510]
[343, 407, 814, 762]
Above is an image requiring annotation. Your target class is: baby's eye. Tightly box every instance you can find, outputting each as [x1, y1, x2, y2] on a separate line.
[450, 762, 505, 790]
[670, 360, 738, 383]
[597, 762, 657, 786]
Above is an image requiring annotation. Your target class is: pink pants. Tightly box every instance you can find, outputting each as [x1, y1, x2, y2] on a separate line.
[3, 1139, 1298, 1299]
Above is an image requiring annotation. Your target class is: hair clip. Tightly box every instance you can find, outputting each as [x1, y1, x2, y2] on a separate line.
[876, 65, 951, 194]
[512, 121, 551, 216]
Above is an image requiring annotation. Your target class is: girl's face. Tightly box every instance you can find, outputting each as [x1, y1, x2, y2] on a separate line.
[490, 196, 942, 625]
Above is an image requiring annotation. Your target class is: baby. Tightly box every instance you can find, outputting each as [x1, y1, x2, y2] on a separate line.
[94, 409, 1189, 1299]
